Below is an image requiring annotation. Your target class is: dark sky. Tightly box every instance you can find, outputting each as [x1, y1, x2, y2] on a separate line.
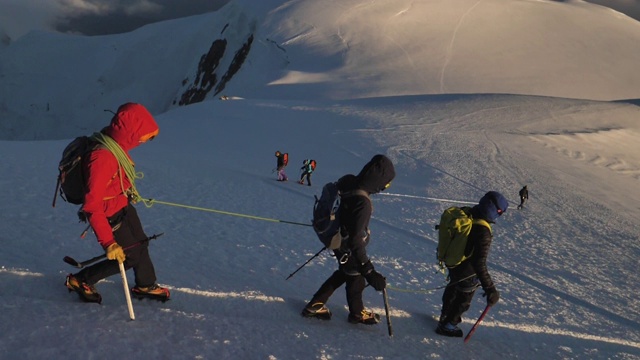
[0, 0, 230, 40]
[53, 0, 230, 36]
[585, 0, 640, 21]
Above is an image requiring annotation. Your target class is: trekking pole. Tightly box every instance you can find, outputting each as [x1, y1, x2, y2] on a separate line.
[464, 305, 491, 343]
[80, 224, 91, 238]
[64, 253, 105, 269]
[285, 247, 325, 280]
[382, 288, 393, 337]
[63, 233, 164, 268]
[118, 261, 135, 320]
[52, 178, 61, 208]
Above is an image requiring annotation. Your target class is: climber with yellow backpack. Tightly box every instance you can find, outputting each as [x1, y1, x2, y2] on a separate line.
[435, 191, 508, 337]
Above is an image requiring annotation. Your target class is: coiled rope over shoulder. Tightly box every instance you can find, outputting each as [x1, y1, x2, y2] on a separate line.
[91, 132, 147, 205]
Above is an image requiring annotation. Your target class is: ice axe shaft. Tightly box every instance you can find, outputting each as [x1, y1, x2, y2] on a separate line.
[119, 261, 135, 320]
[464, 305, 491, 343]
[383, 288, 393, 337]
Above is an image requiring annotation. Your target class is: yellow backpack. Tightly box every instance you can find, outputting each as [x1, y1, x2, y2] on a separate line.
[436, 207, 491, 268]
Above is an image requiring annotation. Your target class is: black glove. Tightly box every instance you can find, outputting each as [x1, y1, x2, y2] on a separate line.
[77, 210, 87, 223]
[361, 261, 386, 291]
[483, 286, 500, 306]
[365, 270, 387, 291]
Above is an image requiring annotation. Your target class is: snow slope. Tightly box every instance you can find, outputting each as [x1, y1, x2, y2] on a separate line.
[1, 0, 639, 359]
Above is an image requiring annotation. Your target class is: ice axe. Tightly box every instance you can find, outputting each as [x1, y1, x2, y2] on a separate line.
[464, 305, 491, 343]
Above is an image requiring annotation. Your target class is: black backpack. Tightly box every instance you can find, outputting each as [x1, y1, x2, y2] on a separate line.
[312, 182, 369, 250]
[52, 136, 100, 207]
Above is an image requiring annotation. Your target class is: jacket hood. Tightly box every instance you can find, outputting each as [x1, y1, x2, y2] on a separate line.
[472, 191, 509, 223]
[104, 103, 159, 151]
[336, 174, 358, 192]
[355, 154, 396, 194]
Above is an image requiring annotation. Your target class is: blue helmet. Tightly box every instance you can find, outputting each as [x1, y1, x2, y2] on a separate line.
[475, 191, 508, 223]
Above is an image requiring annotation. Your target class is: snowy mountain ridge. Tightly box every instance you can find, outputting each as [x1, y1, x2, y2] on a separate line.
[2, 0, 640, 141]
[0, 1, 639, 359]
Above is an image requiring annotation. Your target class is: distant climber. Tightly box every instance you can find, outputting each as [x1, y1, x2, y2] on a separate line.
[517, 186, 528, 209]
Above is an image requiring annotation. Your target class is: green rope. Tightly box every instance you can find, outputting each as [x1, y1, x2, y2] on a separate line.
[386, 284, 446, 294]
[144, 198, 312, 227]
[91, 132, 146, 204]
[386, 274, 477, 294]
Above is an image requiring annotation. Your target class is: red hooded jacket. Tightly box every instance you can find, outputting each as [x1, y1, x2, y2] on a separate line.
[82, 103, 159, 249]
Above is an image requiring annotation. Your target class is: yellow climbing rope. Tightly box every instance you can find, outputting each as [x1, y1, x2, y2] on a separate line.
[91, 132, 146, 204]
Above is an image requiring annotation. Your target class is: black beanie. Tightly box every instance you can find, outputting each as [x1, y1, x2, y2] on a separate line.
[356, 154, 396, 194]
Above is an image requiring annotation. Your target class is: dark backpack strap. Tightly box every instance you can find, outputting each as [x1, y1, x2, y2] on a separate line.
[339, 189, 372, 214]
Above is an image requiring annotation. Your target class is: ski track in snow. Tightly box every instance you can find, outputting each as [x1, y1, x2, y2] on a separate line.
[440, 0, 483, 93]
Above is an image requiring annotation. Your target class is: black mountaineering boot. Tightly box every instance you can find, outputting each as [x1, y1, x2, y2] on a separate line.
[301, 302, 332, 320]
[65, 274, 102, 304]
